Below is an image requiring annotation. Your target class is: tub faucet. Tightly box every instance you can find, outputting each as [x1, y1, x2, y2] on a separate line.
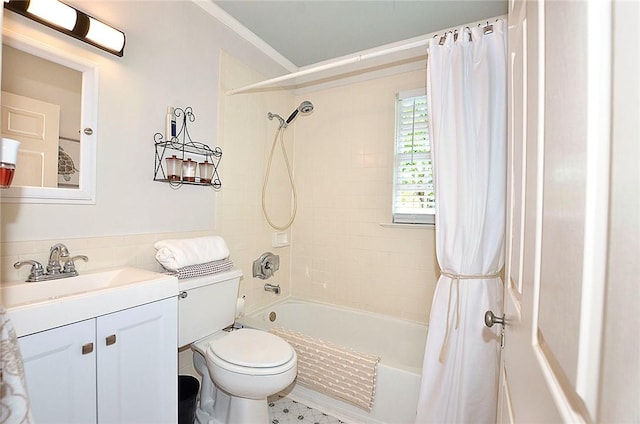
[264, 283, 281, 295]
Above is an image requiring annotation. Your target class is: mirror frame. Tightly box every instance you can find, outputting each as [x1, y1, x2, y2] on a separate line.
[1, 28, 98, 204]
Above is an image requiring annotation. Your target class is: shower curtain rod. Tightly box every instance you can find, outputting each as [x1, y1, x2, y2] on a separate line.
[226, 16, 505, 96]
[226, 39, 428, 95]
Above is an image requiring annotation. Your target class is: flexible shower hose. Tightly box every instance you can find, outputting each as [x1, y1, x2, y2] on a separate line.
[261, 126, 297, 230]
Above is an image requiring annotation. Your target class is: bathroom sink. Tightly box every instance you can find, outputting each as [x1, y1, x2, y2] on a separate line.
[2, 267, 178, 337]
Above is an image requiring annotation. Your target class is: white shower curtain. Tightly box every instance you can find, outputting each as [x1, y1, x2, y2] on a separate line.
[415, 20, 507, 424]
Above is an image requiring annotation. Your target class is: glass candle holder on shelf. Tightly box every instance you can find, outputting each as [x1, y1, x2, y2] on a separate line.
[0, 138, 20, 189]
[0, 162, 16, 189]
[199, 161, 213, 184]
[166, 155, 182, 181]
[182, 158, 197, 182]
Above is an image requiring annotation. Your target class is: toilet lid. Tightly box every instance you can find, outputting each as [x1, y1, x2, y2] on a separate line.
[207, 328, 294, 368]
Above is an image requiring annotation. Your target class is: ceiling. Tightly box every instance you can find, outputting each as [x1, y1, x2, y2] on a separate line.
[213, 1, 508, 68]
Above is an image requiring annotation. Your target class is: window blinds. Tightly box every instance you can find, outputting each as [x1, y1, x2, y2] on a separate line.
[393, 90, 435, 224]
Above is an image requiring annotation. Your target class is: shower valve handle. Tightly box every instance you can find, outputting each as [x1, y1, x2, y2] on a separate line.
[253, 252, 280, 279]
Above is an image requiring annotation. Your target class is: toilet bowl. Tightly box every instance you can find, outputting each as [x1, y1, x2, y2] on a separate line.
[192, 328, 297, 423]
[203, 328, 297, 399]
[178, 270, 298, 424]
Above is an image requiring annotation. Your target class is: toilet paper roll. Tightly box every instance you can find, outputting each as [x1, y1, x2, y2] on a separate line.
[235, 296, 246, 318]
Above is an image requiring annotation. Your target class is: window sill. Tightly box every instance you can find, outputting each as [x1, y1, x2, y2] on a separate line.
[379, 223, 435, 230]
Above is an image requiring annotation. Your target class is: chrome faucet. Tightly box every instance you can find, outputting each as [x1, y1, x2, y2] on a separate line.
[47, 243, 70, 275]
[14, 243, 88, 282]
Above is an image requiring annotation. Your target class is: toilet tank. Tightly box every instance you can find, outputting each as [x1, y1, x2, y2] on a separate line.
[178, 269, 242, 347]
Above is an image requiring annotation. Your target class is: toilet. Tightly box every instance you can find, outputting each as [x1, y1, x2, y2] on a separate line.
[178, 269, 297, 424]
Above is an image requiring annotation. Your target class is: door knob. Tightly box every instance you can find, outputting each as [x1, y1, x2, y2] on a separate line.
[484, 310, 505, 328]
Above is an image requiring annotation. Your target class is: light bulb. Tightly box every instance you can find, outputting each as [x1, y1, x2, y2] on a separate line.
[27, 0, 77, 30]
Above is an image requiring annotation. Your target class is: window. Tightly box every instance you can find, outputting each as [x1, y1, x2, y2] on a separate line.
[392, 89, 435, 225]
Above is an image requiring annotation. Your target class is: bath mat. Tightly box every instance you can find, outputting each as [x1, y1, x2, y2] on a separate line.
[271, 326, 380, 412]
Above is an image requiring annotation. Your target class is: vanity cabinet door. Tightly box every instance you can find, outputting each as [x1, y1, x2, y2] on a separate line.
[96, 298, 178, 424]
[19, 319, 97, 424]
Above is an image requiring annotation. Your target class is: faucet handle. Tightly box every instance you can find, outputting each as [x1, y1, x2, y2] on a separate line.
[63, 255, 89, 274]
[14, 260, 45, 282]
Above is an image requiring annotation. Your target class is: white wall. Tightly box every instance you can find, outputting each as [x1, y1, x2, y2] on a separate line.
[1, 0, 287, 242]
[598, 1, 640, 420]
[0, 1, 296, 301]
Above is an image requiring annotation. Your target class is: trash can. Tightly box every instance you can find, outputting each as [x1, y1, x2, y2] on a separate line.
[178, 375, 200, 424]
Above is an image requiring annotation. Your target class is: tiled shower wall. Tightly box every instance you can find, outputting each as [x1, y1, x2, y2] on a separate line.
[215, 51, 295, 313]
[291, 69, 439, 324]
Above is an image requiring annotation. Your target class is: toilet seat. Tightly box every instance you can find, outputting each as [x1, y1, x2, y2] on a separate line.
[205, 328, 296, 376]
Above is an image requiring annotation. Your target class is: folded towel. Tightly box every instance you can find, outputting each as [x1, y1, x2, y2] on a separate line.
[163, 258, 234, 280]
[154, 236, 229, 271]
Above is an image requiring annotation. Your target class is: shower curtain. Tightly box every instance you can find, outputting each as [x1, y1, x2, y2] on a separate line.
[415, 20, 506, 424]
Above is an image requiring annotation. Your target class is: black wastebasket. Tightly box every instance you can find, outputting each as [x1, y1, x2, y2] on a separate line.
[178, 375, 200, 424]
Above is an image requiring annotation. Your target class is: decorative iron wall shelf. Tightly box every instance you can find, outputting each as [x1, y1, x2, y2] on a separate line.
[154, 107, 222, 189]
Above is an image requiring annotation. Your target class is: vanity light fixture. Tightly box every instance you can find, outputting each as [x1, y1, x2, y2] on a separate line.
[4, 0, 126, 57]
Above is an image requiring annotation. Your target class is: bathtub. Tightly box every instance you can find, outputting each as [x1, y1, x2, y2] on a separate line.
[238, 298, 427, 424]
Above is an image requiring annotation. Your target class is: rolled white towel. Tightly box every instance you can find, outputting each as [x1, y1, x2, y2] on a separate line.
[154, 236, 229, 271]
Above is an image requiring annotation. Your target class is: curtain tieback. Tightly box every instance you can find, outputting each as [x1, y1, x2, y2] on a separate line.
[438, 271, 501, 362]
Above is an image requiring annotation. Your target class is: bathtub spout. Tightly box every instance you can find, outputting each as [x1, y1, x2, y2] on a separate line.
[264, 283, 281, 295]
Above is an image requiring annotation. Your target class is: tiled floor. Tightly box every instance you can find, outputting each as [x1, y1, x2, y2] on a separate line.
[268, 394, 345, 424]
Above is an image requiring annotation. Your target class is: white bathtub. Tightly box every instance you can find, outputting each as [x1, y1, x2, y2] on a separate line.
[238, 298, 427, 424]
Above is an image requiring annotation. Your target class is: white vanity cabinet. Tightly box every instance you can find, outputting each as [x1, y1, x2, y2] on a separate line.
[96, 298, 177, 423]
[18, 318, 97, 423]
[19, 297, 177, 424]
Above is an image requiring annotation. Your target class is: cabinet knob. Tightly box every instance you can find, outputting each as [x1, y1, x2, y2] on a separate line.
[106, 334, 117, 346]
[82, 342, 94, 355]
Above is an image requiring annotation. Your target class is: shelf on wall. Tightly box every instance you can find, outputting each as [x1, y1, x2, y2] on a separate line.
[153, 107, 222, 189]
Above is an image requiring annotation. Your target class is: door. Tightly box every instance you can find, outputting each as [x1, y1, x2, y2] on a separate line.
[500, 0, 638, 422]
[96, 298, 178, 424]
[1, 91, 60, 187]
[19, 319, 97, 424]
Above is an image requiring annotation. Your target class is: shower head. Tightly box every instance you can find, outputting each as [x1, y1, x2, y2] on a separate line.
[268, 101, 314, 128]
[284, 101, 314, 126]
[299, 101, 314, 114]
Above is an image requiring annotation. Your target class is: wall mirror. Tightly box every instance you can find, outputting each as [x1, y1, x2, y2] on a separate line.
[1, 29, 97, 204]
